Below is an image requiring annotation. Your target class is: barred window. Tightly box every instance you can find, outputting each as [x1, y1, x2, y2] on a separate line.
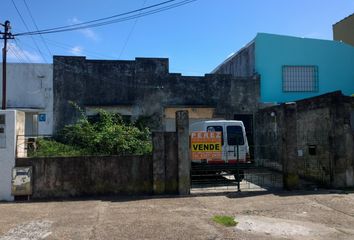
[282, 66, 318, 92]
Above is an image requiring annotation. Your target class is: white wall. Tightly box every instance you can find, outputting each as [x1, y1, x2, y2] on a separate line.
[0, 63, 53, 135]
[0, 110, 25, 201]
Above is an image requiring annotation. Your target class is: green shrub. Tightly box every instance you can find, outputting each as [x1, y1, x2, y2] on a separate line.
[31, 104, 152, 157]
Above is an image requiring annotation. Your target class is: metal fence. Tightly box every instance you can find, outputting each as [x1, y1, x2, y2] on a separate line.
[190, 144, 284, 193]
[16, 135, 53, 158]
[191, 164, 283, 193]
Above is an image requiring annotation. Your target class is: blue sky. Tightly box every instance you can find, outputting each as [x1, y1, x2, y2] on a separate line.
[2, 0, 353, 75]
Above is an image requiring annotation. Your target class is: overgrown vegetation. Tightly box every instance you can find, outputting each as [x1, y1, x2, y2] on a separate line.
[29, 103, 152, 157]
[29, 138, 86, 157]
[212, 215, 238, 227]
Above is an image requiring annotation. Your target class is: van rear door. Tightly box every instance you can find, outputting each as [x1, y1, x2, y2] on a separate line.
[226, 125, 246, 163]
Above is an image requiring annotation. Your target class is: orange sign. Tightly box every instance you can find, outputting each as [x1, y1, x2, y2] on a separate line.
[191, 131, 222, 160]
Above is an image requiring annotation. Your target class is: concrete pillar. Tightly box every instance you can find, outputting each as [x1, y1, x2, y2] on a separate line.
[176, 110, 190, 195]
[164, 132, 178, 194]
[282, 104, 299, 190]
[0, 110, 25, 201]
[152, 132, 165, 194]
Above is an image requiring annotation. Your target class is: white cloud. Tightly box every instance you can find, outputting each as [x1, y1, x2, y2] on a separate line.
[69, 46, 83, 55]
[7, 43, 42, 63]
[69, 17, 99, 41]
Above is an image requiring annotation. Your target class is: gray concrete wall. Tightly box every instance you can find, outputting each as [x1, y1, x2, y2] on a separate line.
[212, 42, 255, 77]
[255, 91, 354, 188]
[53, 56, 260, 132]
[16, 155, 153, 198]
[152, 132, 178, 195]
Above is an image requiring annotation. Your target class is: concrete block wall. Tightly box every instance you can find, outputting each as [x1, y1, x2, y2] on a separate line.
[16, 155, 153, 198]
[255, 91, 354, 188]
[14, 110, 190, 199]
[152, 110, 189, 195]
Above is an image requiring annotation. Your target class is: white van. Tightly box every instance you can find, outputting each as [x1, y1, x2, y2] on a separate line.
[190, 120, 250, 165]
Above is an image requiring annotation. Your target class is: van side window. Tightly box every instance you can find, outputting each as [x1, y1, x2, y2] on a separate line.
[207, 126, 224, 145]
[227, 126, 244, 145]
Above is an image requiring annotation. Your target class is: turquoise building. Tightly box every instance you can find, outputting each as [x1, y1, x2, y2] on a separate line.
[213, 33, 354, 103]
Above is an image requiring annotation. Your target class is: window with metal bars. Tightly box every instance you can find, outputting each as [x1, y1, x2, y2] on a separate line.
[282, 66, 319, 92]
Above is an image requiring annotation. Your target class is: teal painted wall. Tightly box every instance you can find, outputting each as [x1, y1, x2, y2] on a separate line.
[255, 33, 354, 103]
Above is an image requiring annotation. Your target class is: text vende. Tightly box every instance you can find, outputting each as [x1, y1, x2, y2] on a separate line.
[191, 143, 222, 152]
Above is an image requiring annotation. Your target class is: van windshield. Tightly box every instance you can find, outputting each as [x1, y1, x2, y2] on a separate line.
[227, 126, 244, 145]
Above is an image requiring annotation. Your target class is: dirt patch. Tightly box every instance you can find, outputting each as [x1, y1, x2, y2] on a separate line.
[235, 215, 338, 239]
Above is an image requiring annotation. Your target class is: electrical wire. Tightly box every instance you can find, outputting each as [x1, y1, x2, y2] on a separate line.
[10, 0, 48, 62]
[12, 40, 159, 89]
[119, 0, 148, 59]
[13, 38, 33, 63]
[14, 0, 196, 36]
[43, 37, 117, 59]
[8, 45, 28, 63]
[14, 0, 176, 35]
[22, 0, 53, 57]
[14, 38, 46, 76]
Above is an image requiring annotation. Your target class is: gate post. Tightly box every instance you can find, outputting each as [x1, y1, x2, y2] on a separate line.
[152, 132, 166, 194]
[282, 103, 299, 190]
[176, 110, 190, 195]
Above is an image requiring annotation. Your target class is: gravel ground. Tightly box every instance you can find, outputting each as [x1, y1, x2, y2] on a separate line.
[0, 190, 354, 239]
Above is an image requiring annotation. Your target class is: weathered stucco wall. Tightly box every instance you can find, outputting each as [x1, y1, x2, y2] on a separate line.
[0, 64, 53, 135]
[255, 91, 354, 188]
[16, 155, 153, 198]
[53, 56, 260, 132]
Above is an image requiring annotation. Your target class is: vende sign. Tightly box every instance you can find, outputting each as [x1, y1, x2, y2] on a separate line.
[191, 131, 222, 160]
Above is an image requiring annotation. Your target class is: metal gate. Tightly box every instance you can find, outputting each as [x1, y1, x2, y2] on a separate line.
[191, 162, 283, 193]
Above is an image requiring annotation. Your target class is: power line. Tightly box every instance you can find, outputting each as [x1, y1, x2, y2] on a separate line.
[14, 0, 196, 36]
[14, 0, 176, 35]
[14, 38, 34, 63]
[43, 38, 117, 59]
[8, 44, 28, 63]
[14, 38, 46, 76]
[19, 36, 116, 60]
[119, 0, 148, 59]
[22, 0, 53, 57]
[10, 0, 48, 62]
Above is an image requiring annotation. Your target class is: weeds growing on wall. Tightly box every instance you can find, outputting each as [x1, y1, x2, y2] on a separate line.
[30, 103, 152, 157]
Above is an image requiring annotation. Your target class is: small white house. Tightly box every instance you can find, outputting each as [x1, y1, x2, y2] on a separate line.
[0, 63, 53, 136]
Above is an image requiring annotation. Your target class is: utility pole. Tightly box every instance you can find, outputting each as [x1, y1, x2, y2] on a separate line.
[1, 20, 14, 110]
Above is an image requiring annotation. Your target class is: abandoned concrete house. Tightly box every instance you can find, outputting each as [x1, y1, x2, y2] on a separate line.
[53, 56, 260, 133]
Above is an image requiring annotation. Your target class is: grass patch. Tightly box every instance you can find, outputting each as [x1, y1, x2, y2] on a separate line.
[212, 215, 238, 227]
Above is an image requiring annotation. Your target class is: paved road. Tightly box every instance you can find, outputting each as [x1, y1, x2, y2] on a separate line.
[0, 190, 354, 239]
